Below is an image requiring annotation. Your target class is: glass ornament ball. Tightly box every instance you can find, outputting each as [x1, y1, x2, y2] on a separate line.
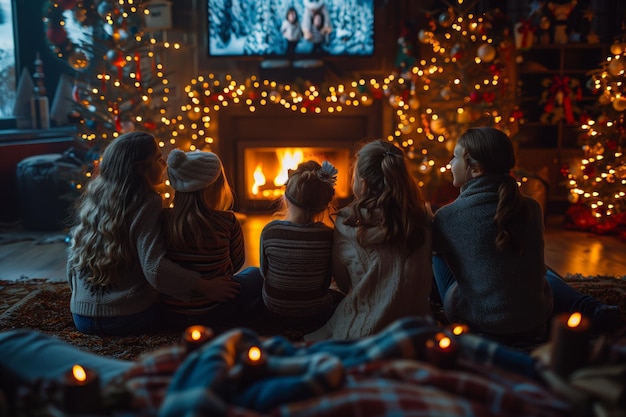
[430, 118, 446, 135]
[610, 42, 624, 55]
[612, 96, 626, 112]
[418, 30, 434, 44]
[438, 11, 452, 27]
[388, 95, 400, 108]
[68, 50, 90, 71]
[608, 59, 625, 77]
[477, 44, 496, 62]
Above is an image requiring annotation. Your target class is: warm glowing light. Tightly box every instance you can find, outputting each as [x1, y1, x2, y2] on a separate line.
[274, 149, 304, 186]
[567, 312, 583, 328]
[190, 329, 202, 341]
[248, 346, 262, 362]
[251, 165, 266, 195]
[72, 365, 87, 383]
[438, 336, 452, 349]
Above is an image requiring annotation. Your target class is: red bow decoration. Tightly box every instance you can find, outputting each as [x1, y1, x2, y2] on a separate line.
[516, 19, 536, 49]
[543, 75, 577, 123]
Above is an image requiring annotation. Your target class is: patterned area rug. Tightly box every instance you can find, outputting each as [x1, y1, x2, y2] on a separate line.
[0, 275, 624, 360]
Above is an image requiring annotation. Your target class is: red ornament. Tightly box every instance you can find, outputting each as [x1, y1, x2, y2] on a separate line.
[606, 139, 618, 150]
[143, 120, 157, 130]
[47, 26, 68, 45]
[559, 164, 569, 177]
[482, 92, 496, 103]
[582, 165, 595, 176]
[372, 88, 384, 100]
[57, 0, 77, 10]
[469, 91, 482, 103]
[489, 64, 500, 75]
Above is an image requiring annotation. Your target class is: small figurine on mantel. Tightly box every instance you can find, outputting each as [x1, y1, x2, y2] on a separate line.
[30, 52, 50, 129]
[549, 0, 577, 44]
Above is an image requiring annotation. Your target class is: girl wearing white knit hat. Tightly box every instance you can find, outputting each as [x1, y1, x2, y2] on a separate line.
[162, 149, 263, 328]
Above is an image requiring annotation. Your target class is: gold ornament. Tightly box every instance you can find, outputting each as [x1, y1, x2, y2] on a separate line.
[68, 50, 89, 71]
[477, 44, 496, 62]
[612, 96, 626, 112]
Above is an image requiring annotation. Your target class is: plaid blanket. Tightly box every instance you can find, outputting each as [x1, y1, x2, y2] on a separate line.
[113, 317, 576, 417]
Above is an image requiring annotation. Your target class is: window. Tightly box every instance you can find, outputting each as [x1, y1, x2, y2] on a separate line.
[0, 0, 15, 120]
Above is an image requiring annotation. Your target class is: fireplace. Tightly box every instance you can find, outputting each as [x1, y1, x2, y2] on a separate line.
[216, 104, 382, 211]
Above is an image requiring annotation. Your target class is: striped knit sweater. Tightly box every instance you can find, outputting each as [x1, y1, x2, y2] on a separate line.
[260, 220, 336, 318]
[161, 210, 245, 314]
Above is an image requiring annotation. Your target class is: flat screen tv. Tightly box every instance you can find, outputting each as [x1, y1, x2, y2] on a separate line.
[208, 0, 375, 57]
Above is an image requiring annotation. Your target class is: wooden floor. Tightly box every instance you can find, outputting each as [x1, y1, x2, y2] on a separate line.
[0, 214, 624, 283]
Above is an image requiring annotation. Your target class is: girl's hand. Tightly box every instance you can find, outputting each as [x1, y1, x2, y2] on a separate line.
[198, 276, 241, 302]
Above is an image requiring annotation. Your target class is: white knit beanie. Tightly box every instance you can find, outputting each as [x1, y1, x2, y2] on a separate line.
[167, 149, 222, 192]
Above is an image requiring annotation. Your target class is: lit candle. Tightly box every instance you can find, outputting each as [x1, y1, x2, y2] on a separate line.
[229, 345, 268, 389]
[549, 312, 591, 377]
[62, 364, 101, 414]
[425, 332, 459, 369]
[183, 325, 214, 353]
[449, 323, 470, 336]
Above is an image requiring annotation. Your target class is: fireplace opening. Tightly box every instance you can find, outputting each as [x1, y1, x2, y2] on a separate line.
[243, 146, 351, 202]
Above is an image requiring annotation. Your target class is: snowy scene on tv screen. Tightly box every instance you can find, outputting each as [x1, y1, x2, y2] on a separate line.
[208, 0, 374, 56]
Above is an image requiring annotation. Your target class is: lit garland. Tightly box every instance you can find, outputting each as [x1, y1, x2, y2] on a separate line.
[45, 0, 521, 197]
[565, 41, 626, 221]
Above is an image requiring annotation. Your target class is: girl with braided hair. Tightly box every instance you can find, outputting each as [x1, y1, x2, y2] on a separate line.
[433, 127, 620, 346]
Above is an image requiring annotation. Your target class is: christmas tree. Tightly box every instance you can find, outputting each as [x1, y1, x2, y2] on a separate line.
[564, 40, 626, 235]
[44, 0, 181, 190]
[387, 1, 520, 196]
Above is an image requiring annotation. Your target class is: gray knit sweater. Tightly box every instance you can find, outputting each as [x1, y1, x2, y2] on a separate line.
[433, 175, 553, 335]
[67, 193, 202, 317]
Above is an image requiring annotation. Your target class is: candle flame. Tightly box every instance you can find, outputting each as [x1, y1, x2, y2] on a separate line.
[248, 346, 262, 362]
[72, 364, 87, 382]
[191, 329, 202, 341]
[567, 312, 583, 328]
[451, 325, 466, 335]
[438, 337, 452, 349]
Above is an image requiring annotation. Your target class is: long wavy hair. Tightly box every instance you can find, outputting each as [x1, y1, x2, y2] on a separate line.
[344, 139, 430, 252]
[67, 131, 160, 286]
[457, 127, 530, 253]
[163, 165, 235, 250]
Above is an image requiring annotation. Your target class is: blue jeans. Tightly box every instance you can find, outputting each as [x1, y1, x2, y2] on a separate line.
[167, 266, 264, 328]
[72, 302, 163, 336]
[432, 254, 610, 321]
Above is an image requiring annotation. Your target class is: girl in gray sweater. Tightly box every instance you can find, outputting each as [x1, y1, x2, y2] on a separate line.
[433, 127, 620, 345]
[67, 132, 225, 335]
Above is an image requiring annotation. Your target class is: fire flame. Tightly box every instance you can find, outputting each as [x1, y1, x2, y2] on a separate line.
[252, 165, 266, 195]
[273, 149, 304, 186]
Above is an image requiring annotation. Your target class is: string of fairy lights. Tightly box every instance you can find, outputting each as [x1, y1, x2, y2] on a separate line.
[45, 0, 520, 194]
[565, 41, 626, 220]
